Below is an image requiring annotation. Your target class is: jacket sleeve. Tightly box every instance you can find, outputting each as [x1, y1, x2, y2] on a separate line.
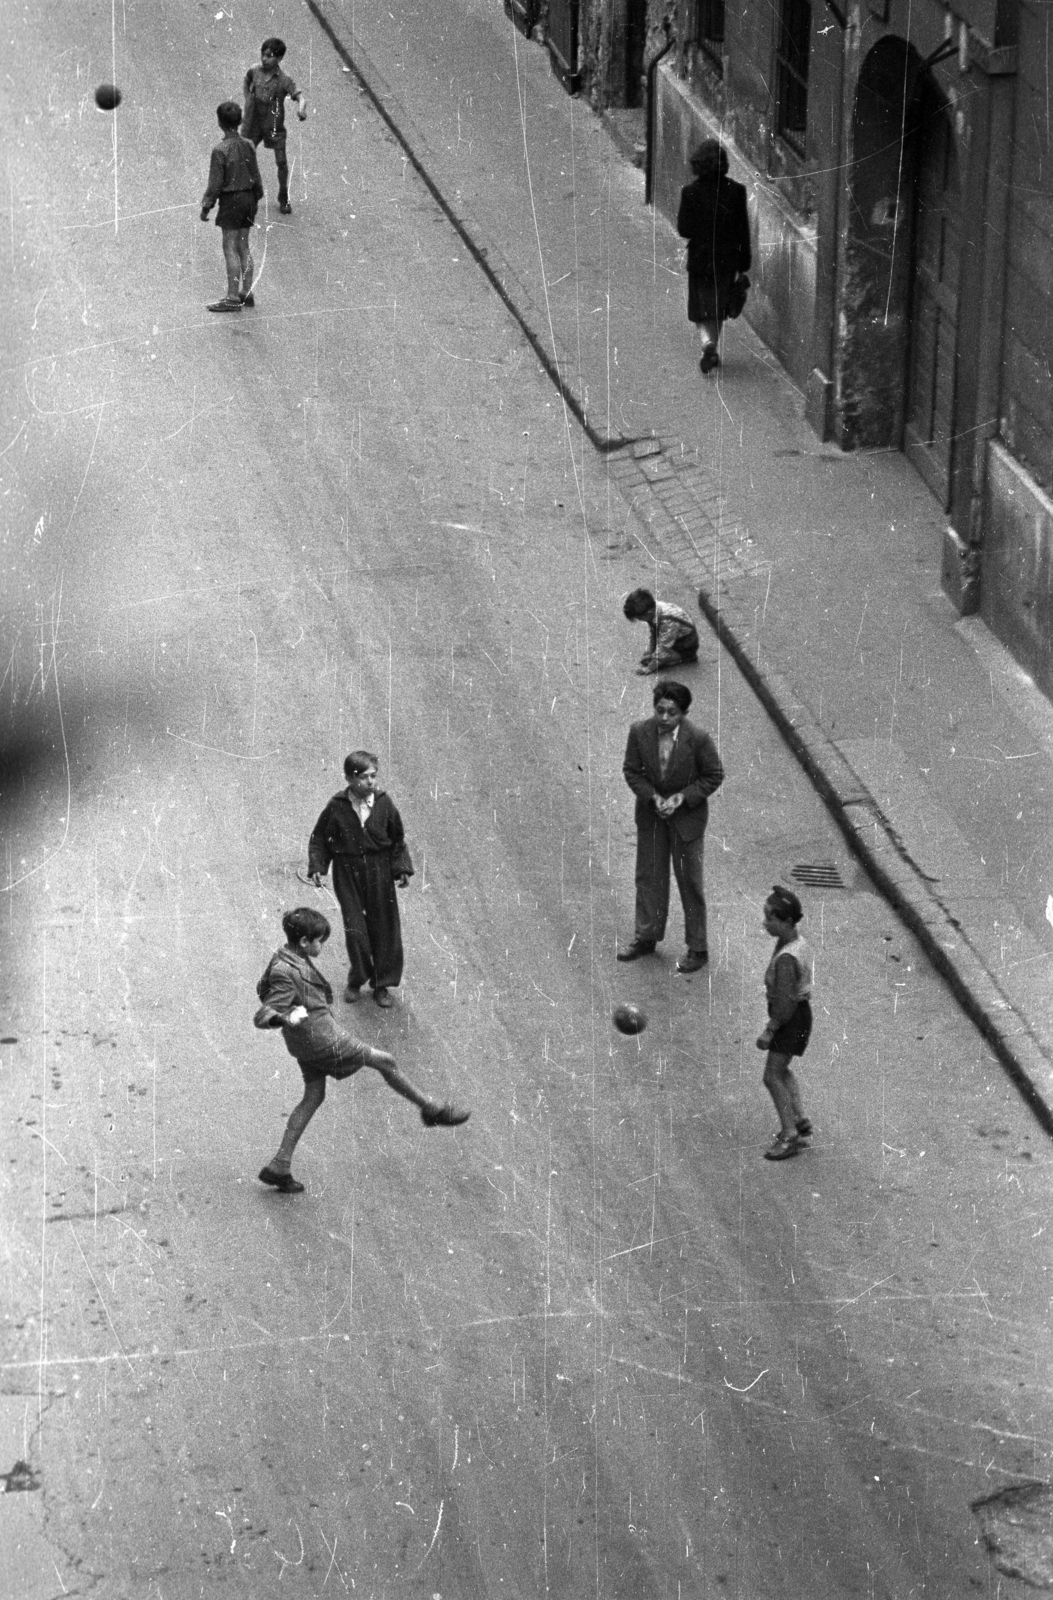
[382, 798, 414, 878]
[248, 142, 264, 203]
[622, 726, 657, 804]
[254, 959, 302, 1028]
[676, 185, 695, 240]
[307, 804, 334, 876]
[679, 730, 725, 809]
[201, 146, 226, 210]
[735, 185, 752, 273]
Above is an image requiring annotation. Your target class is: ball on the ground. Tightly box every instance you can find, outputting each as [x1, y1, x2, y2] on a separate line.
[612, 1002, 647, 1036]
[95, 84, 122, 111]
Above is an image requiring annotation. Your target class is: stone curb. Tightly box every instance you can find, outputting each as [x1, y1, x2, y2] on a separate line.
[608, 444, 1053, 1135]
[305, 0, 628, 455]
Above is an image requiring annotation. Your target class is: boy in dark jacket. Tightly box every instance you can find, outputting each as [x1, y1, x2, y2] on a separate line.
[255, 907, 469, 1194]
[200, 101, 264, 312]
[309, 751, 411, 1008]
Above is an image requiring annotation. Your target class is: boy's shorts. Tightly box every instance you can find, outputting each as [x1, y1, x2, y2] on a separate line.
[300, 1046, 362, 1083]
[254, 129, 287, 156]
[770, 1000, 812, 1058]
[216, 190, 257, 229]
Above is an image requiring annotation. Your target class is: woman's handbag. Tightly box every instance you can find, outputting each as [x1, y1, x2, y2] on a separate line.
[725, 273, 750, 320]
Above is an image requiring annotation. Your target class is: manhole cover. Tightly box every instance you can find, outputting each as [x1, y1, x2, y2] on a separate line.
[791, 862, 845, 889]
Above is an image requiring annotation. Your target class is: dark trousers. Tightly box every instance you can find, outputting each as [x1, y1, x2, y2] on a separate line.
[332, 854, 404, 990]
[634, 817, 708, 954]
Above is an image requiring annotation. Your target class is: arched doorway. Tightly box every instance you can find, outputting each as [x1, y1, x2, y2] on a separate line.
[836, 39, 962, 508]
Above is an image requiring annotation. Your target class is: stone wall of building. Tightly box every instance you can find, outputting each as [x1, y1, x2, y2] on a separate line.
[999, 0, 1053, 495]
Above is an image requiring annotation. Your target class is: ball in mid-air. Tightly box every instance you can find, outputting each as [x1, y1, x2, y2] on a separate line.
[612, 1002, 647, 1036]
[95, 84, 122, 111]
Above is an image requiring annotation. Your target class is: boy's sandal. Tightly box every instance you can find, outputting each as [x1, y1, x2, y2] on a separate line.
[763, 1133, 803, 1162]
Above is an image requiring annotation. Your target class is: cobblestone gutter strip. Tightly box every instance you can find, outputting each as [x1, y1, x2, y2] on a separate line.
[609, 441, 1053, 1136]
[305, 0, 626, 454]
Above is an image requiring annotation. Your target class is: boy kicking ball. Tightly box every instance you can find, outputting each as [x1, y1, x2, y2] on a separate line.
[757, 885, 814, 1160]
[200, 101, 263, 312]
[255, 907, 469, 1195]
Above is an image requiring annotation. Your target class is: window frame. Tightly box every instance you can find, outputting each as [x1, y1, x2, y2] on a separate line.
[774, 0, 812, 157]
[693, 0, 725, 75]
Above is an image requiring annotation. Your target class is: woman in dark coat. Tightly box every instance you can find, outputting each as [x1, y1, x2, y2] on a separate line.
[676, 139, 751, 374]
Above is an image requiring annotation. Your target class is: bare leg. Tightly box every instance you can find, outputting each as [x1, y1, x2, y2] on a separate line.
[269, 1076, 327, 1171]
[235, 227, 254, 297]
[220, 230, 242, 300]
[366, 1057, 432, 1111]
[762, 1051, 799, 1138]
[276, 154, 290, 208]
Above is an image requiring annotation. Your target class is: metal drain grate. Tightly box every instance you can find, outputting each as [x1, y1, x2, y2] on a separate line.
[791, 862, 845, 889]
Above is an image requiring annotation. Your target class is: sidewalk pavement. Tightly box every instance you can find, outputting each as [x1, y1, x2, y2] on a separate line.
[308, 0, 1053, 1127]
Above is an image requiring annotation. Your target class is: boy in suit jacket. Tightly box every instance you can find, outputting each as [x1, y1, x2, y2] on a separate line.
[619, 681, 724, 973]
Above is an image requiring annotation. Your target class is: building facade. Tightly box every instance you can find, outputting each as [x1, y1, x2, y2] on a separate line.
[516, 0, 1053, 704]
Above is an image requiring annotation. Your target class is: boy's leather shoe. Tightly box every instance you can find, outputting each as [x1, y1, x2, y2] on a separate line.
[207, 297, 242, 312]
[421, 1102, 470, 1128]
[374, 987, 394, 1008]
[676, 951, 709, 974]
[258, 1166, 305, 1193]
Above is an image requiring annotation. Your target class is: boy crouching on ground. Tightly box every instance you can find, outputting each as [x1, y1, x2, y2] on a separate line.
[255, 907, 469, 1195]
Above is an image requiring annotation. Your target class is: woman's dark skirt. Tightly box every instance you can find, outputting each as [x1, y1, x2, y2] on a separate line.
[687, 269, 735, 325]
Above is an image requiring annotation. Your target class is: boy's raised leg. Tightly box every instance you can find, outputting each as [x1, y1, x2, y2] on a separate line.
[369, 1051, 469, 1128]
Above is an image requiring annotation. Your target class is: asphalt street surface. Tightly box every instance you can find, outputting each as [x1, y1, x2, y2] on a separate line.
[2, 3, 1051, 1597]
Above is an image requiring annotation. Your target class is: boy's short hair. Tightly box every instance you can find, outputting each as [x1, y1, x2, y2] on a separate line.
[653, 680, 692, 712]
[623, 587, 656, 620]
[344, 749, 379, 778]
[768, 885, 804, 924]
[217, 101, 243, 130]
[282, 906, 330, 944]
[261, 36, 288, 58]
